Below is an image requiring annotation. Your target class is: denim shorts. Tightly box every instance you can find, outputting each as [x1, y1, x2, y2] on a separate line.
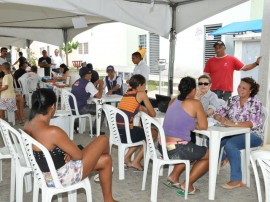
[158, 142, 207, 161]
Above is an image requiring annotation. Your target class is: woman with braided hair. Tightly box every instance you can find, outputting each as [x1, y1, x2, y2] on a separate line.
[160, 76, 209, 196]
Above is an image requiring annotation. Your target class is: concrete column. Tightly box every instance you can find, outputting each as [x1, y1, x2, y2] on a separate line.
[258, 0, 270, 145]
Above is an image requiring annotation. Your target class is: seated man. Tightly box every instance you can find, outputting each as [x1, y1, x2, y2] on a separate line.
[104, 65, 123, 95]
[86, 63, 100, 85]
[70, 67, 104, 134]
[18, 66, 41, 92]
[13, 61, 27, 88]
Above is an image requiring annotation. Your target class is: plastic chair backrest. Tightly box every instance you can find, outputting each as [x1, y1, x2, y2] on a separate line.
[258, 158, 270, 202]
[102, 104, 133, 144]
[18, 77, 30, 95]
[0, 119, 30, 168]
[140, 112, 170, 161]
[20, 130, 63, 188]
[62, 89, 79, 115]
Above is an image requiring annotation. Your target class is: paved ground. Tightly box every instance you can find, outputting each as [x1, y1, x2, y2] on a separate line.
[0, 106, 265, 202]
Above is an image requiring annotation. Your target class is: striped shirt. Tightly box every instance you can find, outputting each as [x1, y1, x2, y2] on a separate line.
[117, 91, 140, 129]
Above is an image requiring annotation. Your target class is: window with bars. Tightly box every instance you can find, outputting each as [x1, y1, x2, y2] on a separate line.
[139, 34, 147, 48]
[204, 24, 222, 65]
[78, 42, 89, 54]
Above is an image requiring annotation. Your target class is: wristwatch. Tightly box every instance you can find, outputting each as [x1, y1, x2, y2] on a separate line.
[234, 122, 238, 126]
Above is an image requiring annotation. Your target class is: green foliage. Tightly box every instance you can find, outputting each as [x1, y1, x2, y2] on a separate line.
[61, 41, 79, 54]
[29, 51, 37, 66]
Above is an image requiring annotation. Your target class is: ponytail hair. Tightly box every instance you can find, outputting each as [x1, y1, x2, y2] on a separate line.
[177, 76, 196, 101]
[29, 88, 56, 120]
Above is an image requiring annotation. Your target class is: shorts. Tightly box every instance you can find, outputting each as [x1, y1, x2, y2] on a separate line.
[0, 98, 17, 111]
[158, 142, 206, 161]
[43, 160, 83, 187]
[118, 126, 145, 143]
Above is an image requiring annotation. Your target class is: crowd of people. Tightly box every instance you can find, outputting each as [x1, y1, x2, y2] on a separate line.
[0, 40, 265, 200]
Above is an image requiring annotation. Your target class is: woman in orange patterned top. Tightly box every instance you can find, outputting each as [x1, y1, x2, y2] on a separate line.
[117, 74, 157, 171]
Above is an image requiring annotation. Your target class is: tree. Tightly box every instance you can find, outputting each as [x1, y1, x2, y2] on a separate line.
[61, 41, 79, 54]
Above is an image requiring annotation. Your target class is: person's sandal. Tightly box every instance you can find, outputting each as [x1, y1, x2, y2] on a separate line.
[176, 186, 200, 196]
[163, 180, 182, 190]
[222, 182, 243, 189]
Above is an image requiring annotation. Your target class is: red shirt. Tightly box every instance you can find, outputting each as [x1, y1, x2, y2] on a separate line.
[204, 55, 244, 92]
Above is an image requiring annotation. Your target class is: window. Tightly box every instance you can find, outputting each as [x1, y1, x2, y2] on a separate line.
[139, 34, 147, 48]
[204, 24, 222, 64]
[78, 42, 89, 54]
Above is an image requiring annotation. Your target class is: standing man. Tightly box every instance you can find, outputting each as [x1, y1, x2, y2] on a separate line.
[13, 51, 27, 67]
[13, 62, 27, 88]
[38, 50, 51, 77]
[130, 51, 150, 91]
[104, 65, 123, 95]
[70, 67, 104, 134]
[204, 41, 260, 101]
[0, 47, 8, 79]
[51, 49, 63, 74]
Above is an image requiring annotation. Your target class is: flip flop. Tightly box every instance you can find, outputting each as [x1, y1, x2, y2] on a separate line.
[130, 166, 144, 172]
[163, 180, 182, 190]
[176, 187, 200, 196]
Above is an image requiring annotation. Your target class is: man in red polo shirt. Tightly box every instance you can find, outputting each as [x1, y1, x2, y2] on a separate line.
[204, 41, 260, 101]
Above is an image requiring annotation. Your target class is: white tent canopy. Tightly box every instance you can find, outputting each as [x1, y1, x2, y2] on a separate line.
[0, 0, 248, 95]
[0, 36, 27, 47]
[0, 2, 112, 46]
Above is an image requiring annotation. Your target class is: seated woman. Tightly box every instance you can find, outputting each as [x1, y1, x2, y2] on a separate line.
[161, 76, 209, 195]
[55, 63, 69, 81]
[214, 77, 263, 189]
[117, 74, 157, 171]
[195, 74, 220, 117]
[0, 62, 24, 123]
[24, 88, 117, 202]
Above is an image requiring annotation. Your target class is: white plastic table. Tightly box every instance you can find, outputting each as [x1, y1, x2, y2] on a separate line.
[88, 94, 122, 136]
[194, 126, 250, 200]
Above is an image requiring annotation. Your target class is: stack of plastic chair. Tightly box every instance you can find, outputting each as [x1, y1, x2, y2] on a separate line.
[20, 130, 92, 202]
[140, 112, 190, 201]
[102, 104, 146, 180]
[0, 119, 33, 202]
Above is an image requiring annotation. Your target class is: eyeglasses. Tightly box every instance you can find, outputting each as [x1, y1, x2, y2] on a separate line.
[198, 82, 209, 86]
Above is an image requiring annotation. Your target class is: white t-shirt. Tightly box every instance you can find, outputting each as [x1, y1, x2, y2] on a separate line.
[19, 72, 41, 92]
[51, 55, 63, 69]
[133, 60, 150, 89]
[0, 57, 7, 65]
[85, 82, 98, 97]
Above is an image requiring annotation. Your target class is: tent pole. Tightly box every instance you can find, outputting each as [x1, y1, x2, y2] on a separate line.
[167, 4, 176, 96]
[63, 28, 69, 66]
[26, 39, 31, 62]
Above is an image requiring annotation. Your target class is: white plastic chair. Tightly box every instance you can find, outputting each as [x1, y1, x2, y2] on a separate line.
[0, 119, 33, 202]
[20, 130, 92, 202]
[61, 89, 93, 139]
[0, 123, 13, 201]
[13, 78, 22, 94]
[140, 112, 190, 201]
[18, 77, 32, 108]
[218, 106, 269, 182]
[102, 104, 146, 180]
[5, 110, 15, 126]
[250, 150, 270, 202]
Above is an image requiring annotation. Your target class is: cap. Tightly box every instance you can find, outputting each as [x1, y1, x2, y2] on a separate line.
[79, 67, 92, 76]
[106, 65, 115, 72]
[213, 41, 225, 48]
